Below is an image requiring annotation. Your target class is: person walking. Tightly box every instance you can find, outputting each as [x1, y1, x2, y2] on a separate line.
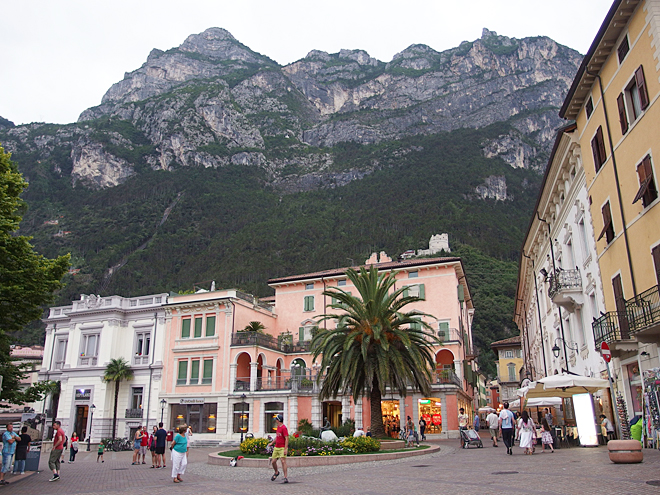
[49, 421, 65, 481]
[405, 416, 415, 447]
[185, 425, 192, 458]
[419, 417, 426, 442]
[540, 418, 554, 453]
[68, 432, 79, 463]
[13, 427, 31, 475]
[486, 410, 499, 447]
[97, 443, 105, 463]
[139, 426, 148, 464]
[267, 414, 289, 484]
[517, 410, 536, 455]
[0, 424, 20, 485]
[458, 408, 469, 448]
[499, 402, 515, 455]
[154, 423, 167, 469]
[170, 426, 188, 483]
[149, 426, 157, 468]
[132, 425, 143, 465]
[544, 408, 553, 426]
[474, 413, 480, 432]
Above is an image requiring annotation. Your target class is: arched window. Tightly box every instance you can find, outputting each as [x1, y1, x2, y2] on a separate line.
[291, 358, 306, 377]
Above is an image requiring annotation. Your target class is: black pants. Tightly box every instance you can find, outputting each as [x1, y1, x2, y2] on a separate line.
[420, 426, 426, 440]
[501, 428, 514, 449]
[69, 448, 77, 462]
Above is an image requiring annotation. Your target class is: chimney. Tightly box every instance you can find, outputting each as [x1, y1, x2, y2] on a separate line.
[365, 252, 379, 265]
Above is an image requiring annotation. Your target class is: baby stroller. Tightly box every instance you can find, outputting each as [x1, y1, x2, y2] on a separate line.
[460, 428, 483, 448]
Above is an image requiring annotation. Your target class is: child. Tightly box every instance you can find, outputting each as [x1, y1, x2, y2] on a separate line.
[541, 418, 554, 453]
[97, 442, 105, 462]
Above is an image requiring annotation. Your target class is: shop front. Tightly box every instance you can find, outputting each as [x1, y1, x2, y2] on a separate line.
[418, 398, 442, 434]
[169, 398, 217, 434]
[381, 400, 400, 438]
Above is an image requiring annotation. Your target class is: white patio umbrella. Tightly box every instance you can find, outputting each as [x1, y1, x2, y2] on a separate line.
[517, 373, 609, 399]
[510, 397, 562, 408]
[478, 406, 496, 413]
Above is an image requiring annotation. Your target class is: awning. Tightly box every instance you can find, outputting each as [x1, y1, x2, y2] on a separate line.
[517, 373, 609, 399]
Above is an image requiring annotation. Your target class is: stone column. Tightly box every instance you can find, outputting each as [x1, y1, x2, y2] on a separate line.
[312, 397, 322, 428]
[454, 359, 463, 383]
[289, 396, 298, 431]
[341, 395, 351, 424]
[355, 398, 363, 429]
[399, 396, 405, 428]
[249, 362, 258, 392]
[229, 364, 237, 393]
[259, 398, 265, 435]
[440, 392, 448, 439]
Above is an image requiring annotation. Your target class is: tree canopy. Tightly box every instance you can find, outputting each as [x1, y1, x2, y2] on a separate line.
[0, 145, 69, 404]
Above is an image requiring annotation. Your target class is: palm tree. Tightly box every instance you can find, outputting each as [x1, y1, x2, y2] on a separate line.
[311, 265, 439, 437]
[242, 321, 266, 332]
[103, 358, 134, 439]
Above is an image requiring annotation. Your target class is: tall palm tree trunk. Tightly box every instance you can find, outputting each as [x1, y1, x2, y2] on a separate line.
[370, 376, 385, 437]
[112, 380, 120, 439]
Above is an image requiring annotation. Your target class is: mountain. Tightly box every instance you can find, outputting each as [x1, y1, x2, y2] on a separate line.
[0, 28, 582, 375]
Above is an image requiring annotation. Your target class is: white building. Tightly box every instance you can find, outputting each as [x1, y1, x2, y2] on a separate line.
[40, 293, 168, 442]
[515, 124, 609, 385]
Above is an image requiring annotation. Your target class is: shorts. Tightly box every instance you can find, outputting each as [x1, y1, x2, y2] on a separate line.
[134, 441, 141, 451]
[139, 445, 147, 456]
[48, 449, 62, 472]
[272, 447, 286, 459]
[489, 428, 498, 438]
[1, 454, 12, 474]
[155, 446, 165, 455]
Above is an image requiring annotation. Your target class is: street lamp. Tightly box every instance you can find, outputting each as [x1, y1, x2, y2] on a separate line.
[160, 399, 166, 424]
[551, 338, 579, 365]
[86, 404, 96, 451]
[240, 394, 246, 443]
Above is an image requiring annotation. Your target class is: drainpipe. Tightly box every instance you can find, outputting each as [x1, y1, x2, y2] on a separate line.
[536, 211, 570, 372]
[145, 312, 158, 428]
[522, 252, 548, 377]
[586, 70, 638, 298]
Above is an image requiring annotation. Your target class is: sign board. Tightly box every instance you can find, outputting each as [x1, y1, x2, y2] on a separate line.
[179, 398, 205, 405]
[600, 342, 611, 363]
[75, 389, 91, 401]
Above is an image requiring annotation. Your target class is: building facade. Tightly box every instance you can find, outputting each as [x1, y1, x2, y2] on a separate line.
[40, 293, 169, 442]
[560, 0, 660, 419]
[491, 336, 523, 404]
[514, 125, 608, 383]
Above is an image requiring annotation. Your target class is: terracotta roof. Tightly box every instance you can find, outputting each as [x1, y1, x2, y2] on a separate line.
[268, 257, 462, 284]
[490, 335, 521, 348]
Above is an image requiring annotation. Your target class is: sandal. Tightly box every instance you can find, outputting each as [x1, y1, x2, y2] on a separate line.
[271, 472, 280, 481]
[173, 479, 181, 483]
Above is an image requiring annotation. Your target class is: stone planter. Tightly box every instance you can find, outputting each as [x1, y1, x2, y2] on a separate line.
[607, 439, 643, 463]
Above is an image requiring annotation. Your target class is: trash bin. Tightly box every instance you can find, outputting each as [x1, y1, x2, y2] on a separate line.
[25, 447, 41, 472]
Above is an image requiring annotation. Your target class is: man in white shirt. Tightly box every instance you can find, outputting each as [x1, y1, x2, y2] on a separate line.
[353, 428, 366, 438]
[486, 411, 499, 447]
[498, 402, 515, 455]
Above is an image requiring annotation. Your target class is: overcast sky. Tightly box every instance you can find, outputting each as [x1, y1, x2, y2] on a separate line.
[2, 0, 613, 126]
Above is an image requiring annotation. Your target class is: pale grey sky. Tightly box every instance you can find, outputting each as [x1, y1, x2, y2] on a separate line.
[1, 0, 613, 125]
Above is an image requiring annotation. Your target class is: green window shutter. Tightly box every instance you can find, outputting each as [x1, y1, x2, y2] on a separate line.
[463, 361, 469, 383]
[299, 327, 305, 341]
[304, 295, 314, 311]
[418, 284, 425, 300]
[331, 296, 337, 307]
[194, 317, 203, 338]
[181, 319, 191, 339]
[177, 360, 188, 384]
[438, 322, 449, 341]
[190, 360, 200, 382]
[205, 316, 216, 337]
[202, 359, 213, 384]
[403, 287, 409, 298]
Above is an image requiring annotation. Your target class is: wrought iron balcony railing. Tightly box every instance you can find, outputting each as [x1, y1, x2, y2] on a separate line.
[432, 369, 462, 388]
[593, 310, 631, 347]
[627, 284, 660, 335]
[548, 268, 582, 299]
[125, 408, 143, 418]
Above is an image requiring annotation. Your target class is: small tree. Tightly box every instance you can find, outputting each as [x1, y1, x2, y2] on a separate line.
[242, 321, 265, 333]
[103, 358, 134, 439]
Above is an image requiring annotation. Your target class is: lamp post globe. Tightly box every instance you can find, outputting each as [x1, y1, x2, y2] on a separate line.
[86, 404, 96, 451]
[552, 344, 561, 358]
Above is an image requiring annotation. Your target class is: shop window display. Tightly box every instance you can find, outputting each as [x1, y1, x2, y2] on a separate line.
[418, 398, 442, 434]
[381, 400, 401, 438]
[170, 403, 217, 433]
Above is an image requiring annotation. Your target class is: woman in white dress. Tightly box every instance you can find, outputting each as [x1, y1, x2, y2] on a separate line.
[517, 410, 536, 455]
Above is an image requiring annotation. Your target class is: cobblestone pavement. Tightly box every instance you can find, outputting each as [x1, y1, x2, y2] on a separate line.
[2, 441, 660, 494]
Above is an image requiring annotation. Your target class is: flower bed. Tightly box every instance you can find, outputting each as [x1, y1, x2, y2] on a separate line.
[239, 435, 380, 457]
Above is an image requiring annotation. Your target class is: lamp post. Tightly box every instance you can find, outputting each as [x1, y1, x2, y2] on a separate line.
[160, 399, 166, 424]
[86, 404, 96, 451]
[240, 394, 246, 443]
[551, 338, 579, 372]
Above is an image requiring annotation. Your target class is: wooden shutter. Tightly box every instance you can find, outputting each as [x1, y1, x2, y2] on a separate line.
[299, 327, 304, 341]
[652, 245, 660, 285]
[418, 284, 425, 300]
[618, 37, 629, 63]
[636, 65, 649, 110]
[203, 359, 213, 382]
[596, 127, 606, 167]
[438, 322, 449, 341]
[612, 274, 630, 338]
[598, 203, 613, 241]
[178, 360, 188, 383]
[617, 93, 629, 134]
[181, 319, 191, 338]
[190, 360, 200, 381]
[402, 287, 409, 298]
[194, 317, 203, 338]
[591, 134, 601, 172]
[205, 316, 216, 337]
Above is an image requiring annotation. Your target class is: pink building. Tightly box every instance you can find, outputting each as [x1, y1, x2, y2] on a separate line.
[161, 253, 477, 440]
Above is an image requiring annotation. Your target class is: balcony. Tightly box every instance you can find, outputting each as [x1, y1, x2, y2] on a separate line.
[125, 408, 143, 418]
[627, 284, 660, 341]
[231, 332, 313, 354]
[548, 269, 583, 312]
[437, 328, 463, 345]
[133, 355, 150, 366]
[432, 369, 462, 388]
[78, 356, 98, 367]
[592, 311, 637, 356]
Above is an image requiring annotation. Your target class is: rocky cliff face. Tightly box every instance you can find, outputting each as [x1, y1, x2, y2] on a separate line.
[0, 27, 581, 191]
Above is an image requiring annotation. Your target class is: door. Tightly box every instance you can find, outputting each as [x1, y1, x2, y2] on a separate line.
[75, 406, 89, 441]
[652, 245, 660, 285]
[612, 275, 630, 339]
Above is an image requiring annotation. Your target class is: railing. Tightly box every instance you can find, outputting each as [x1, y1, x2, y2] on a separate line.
[133, 355, 150, 365]
[231, 332, 312, 353]
[593, 311, 630, 346]
[281, 341, 313, 353]
[432, 369, 461, 387]
[234, 379, 250, 391]
[548, 268, 582, 298]
[78, 356, 98, 366]
[628, 284, 660, 335]
[437, 328, 463, 345]
[235, 291, 274, 313]
[125, 408, 143, 418]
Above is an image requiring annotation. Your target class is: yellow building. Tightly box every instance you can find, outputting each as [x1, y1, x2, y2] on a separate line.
[560, 0, 660, 418]
[491, 336, 523, 405]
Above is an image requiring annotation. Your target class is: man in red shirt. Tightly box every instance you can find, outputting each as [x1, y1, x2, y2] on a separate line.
[49, 421, 64, 482]
[267, 414, 288, 484]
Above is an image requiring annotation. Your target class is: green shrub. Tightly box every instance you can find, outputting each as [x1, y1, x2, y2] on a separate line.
[240, 437, 269, 455]
[297, 418, 314, 435]
[339, 436, 381, 453]
[333, 418, 355, 437]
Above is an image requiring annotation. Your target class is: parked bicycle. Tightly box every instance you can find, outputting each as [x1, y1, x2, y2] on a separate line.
[105, 438, 133, 452]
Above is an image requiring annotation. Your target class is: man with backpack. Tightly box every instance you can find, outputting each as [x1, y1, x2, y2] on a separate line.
[499, 402, 515, 455]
